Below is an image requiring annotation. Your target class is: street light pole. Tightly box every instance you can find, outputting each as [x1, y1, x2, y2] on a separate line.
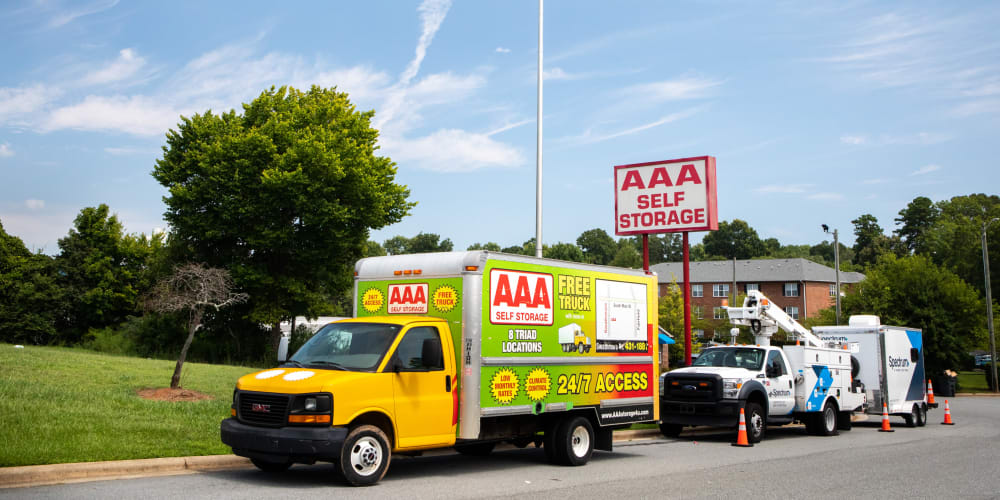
[982, 218, 998, 393]
[823, 225, 841, 325]
[534, 0, 543, 258]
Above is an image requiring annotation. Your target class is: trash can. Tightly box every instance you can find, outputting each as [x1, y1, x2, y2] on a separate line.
[932, 374, 956, 397]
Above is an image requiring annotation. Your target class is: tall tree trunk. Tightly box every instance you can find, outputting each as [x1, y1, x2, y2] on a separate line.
[171, 308, 204, 389]
[269, 322, 282, 358]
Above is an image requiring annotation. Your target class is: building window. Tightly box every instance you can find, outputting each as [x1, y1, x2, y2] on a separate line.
[745, 283, 759, 293]
[783, 283, 800, 297]
[784, 306, 799, 320]
[694, 306, 704, 319]
[713, 284, 730, 297]
[713, 307, 726, 320]
[692, 284, 703, 297]
[693, 329, 704, 338]
[829, 284, 837, 297]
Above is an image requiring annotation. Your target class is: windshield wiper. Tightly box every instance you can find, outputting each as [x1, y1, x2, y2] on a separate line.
[281, 359, 304, 368]
[307, 360, 348, 371]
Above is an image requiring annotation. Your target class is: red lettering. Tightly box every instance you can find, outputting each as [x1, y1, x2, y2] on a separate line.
[493, 274, 513, 306]
[618, 214, 630, 228]
[637, 194, 649, 209]
[514, 276, 533, 306]
[390, 287, 401, 304]
[402, 287, 413, 303]
[654, 211, 666, 225]
[695, 208, 705, 223]
[647, 167, 673, 188]
[667, 211, 680, 224]
[681, 210, 693, 224]
[675, 164, 702, 186]
[532, 278, 550, 308]
[620, 170, 645, 190]
[414, 286, 426, 304]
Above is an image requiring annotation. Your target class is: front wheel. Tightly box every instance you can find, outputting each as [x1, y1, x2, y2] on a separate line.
[339, 425, 391, 486]
[916, 404, 927, 427]
[745, 402, 766, 443]
[815, 402, 839, 436]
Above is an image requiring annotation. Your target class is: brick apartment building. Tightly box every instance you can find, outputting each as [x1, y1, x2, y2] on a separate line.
[650, 258, 865, 340]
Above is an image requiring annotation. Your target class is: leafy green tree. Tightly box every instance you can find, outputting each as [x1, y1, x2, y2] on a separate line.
[841, 254, 985, 375]
[762, 237, 781, 256]
[55, 205, 155, 343]
[383, 233, 452, 254]
[701, 219, 765, 259]
[545, 242, 586, 262]
[363, 240, 386, 257]
[809, 240, 856, 270]
[0, 220, 63, 344]
[894, 196, 940, 255]
[153, 85, 413, 352]
[630, 233, 682, 264]
[923, 194, 1000, 296]
[610, 239, 642, 268]
[851, 214, 903, 268]
[467, 242, 502, 251]
[577, 228, 617, 265]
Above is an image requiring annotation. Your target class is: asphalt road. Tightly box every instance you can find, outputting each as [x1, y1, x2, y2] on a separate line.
[5, 396, 998, 499]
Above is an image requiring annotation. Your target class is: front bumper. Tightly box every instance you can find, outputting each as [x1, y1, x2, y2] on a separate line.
[220, 418, 349, 463]
[658, 398, 742, 427]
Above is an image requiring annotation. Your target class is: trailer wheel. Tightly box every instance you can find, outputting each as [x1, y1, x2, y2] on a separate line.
[250, 458, 291, 473]
[904, 404, 919, 428]
[817, 402, 839, 436]
[659, 422, 683, 438]
[339, 425, 391, 486]
[916, 404, 927, 427]
[553, 416, 594, 466]
[745, 402, 765, 443]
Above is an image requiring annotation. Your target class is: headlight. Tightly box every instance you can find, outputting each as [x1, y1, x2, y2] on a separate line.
[288, 393, 333, 425]
[722, 378, 742, 399]
[304, 397, 317, 411]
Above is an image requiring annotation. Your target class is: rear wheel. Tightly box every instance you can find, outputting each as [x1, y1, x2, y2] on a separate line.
[916, 404, 927, 427]
[817, 402, 839, 436]
[745, 402, 766, 443]
[658, 422, 683, 438]
[553, 416, 594, 466]
[904, 404, 919, 428]
[250, 458, 291, 473]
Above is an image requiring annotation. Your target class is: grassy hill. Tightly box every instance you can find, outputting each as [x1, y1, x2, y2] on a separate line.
[0, 344, 257, 467]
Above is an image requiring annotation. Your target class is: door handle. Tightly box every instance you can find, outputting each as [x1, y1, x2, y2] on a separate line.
[445, 375, 452, 392]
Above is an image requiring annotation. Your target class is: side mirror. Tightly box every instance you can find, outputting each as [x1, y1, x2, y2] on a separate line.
[277, 334, 290, 363]
[391, 357, 402, 373]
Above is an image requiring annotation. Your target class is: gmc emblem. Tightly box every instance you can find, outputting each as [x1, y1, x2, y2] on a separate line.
[251, 403, 271, 413]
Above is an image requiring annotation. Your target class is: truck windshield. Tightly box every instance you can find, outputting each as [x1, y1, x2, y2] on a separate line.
[289, 323, 401, 372]
[691, 347, 765, 371]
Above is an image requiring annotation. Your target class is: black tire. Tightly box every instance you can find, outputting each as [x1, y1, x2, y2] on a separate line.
[905, 404, 918, 428]
[837, 411, 853, 431]
[659, 422, 683, 438]
[817, 402, 839, 436]
[339, 425, 391, 486]
[744, 402, 766, 443]
[543, 420, 562, 464]
[578, 343, 585, 354]
[553, 416, 594, 466]
[455, 441, 496, 456]
[916, 404, 927, 427]
[250, 458, 291, 473]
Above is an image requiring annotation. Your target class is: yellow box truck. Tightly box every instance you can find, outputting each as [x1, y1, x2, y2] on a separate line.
[221, 251, 659, 485]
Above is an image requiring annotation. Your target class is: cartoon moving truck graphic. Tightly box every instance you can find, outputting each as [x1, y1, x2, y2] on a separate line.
[221, 251, 658, 486]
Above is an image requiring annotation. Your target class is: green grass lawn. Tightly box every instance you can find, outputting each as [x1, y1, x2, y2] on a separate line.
[0, 343, 257, 467]
[957, 370, 992, 393]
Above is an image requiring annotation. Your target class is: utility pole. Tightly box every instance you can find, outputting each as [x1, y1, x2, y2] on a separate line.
[823, 224, 841, 325]
[534, 0, 543, 258]
[982, 217, 998, 393]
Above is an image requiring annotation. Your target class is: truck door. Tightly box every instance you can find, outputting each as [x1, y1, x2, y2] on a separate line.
[388, 325, 456, 449]
[765, 350, 795, 416]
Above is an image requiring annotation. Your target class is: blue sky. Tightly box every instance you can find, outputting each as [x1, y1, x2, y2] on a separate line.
[2, 1, 998, 254]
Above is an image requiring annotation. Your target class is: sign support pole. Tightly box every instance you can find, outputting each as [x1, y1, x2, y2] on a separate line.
[683, 232, 692, 366]
[642, 234, 650, 273]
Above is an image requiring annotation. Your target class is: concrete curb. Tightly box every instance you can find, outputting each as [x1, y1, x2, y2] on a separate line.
[0, 430, 663, 489]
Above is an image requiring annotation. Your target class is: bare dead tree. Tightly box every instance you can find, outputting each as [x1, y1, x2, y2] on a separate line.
[144, 263, 248, 389]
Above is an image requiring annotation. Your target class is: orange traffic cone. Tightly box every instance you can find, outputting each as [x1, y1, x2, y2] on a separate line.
[926, 379, 937, 408]
[878, 402, 894, 432]
[941, 399, 954, 425]
[732, 407, 753, 447]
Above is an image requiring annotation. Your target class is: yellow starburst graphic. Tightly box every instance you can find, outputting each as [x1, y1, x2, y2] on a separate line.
[490, 368, 519, 405]
[432, 285, 458, 312]
[524, 368, 551, 402]
[361, 288, 384, 313]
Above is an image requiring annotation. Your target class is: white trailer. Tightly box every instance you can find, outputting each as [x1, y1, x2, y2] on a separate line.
[814, 316, 930, 426]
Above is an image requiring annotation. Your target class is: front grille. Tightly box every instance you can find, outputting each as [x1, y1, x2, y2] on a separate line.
[663, 375, 722, 401]
[238, 391, 290, 427]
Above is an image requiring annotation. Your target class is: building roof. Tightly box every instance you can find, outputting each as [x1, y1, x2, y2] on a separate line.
[649, 258, 865, 285]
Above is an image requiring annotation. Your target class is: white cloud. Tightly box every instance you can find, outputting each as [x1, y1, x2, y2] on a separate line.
[44, 95, 182, 136]
[486, 118, 533, 137]
[881, 132, 953, 145]
[560, 107, 704, 146]
[910, 164, 941, 176]
[25, 199, 45, 210]
[495, 47, 510, 54]
[0, 85, 59, 121]
[623, 76, 723, 102]
[951, 99, 1000, 117]
[753, 184, 814, 194]
[0, 143, 12, 157]
[383, 129, 523, 172]
[807, 193, 844, 201]
[83, 48, 147, 85]
[48, 0, 119, 28]
[104, 146, 153, 156]
[840, 135, 867, 145]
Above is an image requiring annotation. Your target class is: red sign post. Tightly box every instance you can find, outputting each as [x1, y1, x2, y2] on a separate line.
[614, 156, 718, 366]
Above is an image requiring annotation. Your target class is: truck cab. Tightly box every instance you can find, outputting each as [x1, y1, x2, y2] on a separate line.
[221, 316, 457, 485]
[659, 345, 794, 442]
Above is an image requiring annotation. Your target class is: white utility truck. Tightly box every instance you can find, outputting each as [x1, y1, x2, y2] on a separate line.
[658, 291, 866, 442]
[814, 316, 930, 426]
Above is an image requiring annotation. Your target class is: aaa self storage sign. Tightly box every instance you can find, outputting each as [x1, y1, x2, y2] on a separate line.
[614, 156, 718, 235]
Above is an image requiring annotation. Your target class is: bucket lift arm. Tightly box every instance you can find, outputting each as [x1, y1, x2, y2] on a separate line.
[725, 290, 825, 347]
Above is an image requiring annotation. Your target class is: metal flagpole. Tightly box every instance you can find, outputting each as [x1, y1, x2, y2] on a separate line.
[535, 0, 543, 258]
